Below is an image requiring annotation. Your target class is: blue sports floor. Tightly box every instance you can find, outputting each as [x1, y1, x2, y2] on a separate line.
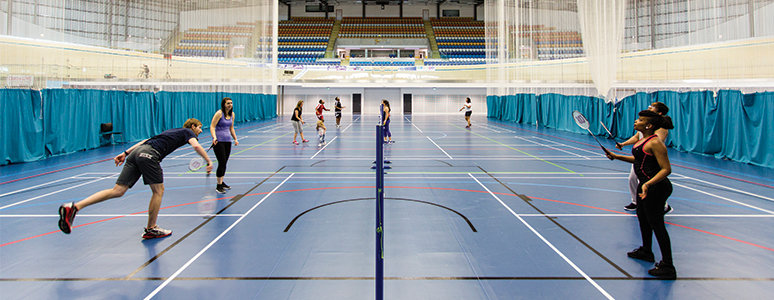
[1, 115, 773, 299]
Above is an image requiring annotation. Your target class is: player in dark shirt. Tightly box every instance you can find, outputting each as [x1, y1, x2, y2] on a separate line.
[58, 118, 212, 239]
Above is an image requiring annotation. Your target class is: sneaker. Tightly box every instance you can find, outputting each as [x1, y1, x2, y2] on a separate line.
[664, 205, 673, 215]
[221, 182, 231, 190]
[624, 202, 637, 211]
[465, 125, 470, 128]
[388, 140, 395, 143]
[58, 202, 79, 234]
[216, 184, 227, 193]
[302, 139, 309, 143]
[648, 261, 677, 279]
[292, 140, 299, 145]
[318, 143, 322, 147]
[627, 246, 655, 262]
[143, 225, 172, 239]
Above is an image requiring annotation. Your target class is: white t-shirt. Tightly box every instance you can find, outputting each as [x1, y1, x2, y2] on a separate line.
[464, 103, 472, 112]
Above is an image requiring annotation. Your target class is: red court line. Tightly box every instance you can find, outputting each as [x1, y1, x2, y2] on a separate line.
[491, 122, 774, 190]
[2, 186, 771, 253]
[0, 158, 113, 186]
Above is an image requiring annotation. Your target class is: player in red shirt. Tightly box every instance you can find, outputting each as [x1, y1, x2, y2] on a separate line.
[315, 99, 330, 121]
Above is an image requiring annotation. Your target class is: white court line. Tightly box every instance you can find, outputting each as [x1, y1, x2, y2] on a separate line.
[674, 172, 774, 203]
[310, 136, 338, 159]
[426, 136, 453, 160]
[672, 182, 774, 215]
[144, 173, 294, 300]
[469, 173, 614, 300]
[529, 136, 605, 156]
[0, 174, 117, 211]
[407, 117, 424, 134]
[341, 116, 360, 133]
[0, 176, 75, 198]
[515, 136, 588, 159]
[0, 214, 244, 218]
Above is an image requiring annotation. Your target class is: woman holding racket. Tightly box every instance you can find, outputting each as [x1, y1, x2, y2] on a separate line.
[58, 118, 212, 239]
[604, 110, 676, 279]
[616, 102, 674, 213]
[210, 97, 239, 193]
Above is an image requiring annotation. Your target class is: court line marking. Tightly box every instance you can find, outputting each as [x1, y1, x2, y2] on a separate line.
[0, 174, 117, 211]
[672, 182, 774, 215]
[407, 117, 424, 134]
[426, 136, 453, 159]
[469, 173, 614, 300]
[675, 172, 774, 203]
[456, 124, 579, 174]
[515, 136, 587, 159]
[0, 214, 244, 218]
[529, 136, 604, 156]
[310, 136, 338, 159]
[144, 173, 294, 300]
[0, 176, 76, 198]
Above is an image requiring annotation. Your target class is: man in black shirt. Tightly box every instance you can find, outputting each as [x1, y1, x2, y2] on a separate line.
[58, 118, 213, 239]
[334, 97, 345, 128]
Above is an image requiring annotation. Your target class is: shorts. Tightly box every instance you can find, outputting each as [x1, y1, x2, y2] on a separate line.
[465, 111, 472, 117]
[316, 114, 324, 121]
[116, 144, 163, 188]
[292, 120, 303, 133]
[335, 112, 341, 118]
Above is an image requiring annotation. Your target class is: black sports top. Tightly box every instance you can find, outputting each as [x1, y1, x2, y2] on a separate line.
[632, 135, 662, 182]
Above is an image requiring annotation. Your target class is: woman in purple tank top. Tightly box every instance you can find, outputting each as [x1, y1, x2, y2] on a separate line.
[210, 97, 239, 193]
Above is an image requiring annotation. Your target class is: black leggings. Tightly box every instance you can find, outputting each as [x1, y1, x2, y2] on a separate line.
[636, 179, 673, 265]
[213, 142, 232, 178]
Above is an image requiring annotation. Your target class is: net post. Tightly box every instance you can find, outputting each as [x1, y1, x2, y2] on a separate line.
[375, 124, 384, 300]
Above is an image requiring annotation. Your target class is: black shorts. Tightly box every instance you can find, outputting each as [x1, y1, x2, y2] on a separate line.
[335, 112, 341, 118]
[116, 144, 164, 188]
[465, 111, 472, 117]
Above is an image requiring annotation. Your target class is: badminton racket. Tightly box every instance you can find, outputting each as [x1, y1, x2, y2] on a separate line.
[188, 143, 214, 172]
[599, 121, 626, 149]
[572, 110, 610, 155]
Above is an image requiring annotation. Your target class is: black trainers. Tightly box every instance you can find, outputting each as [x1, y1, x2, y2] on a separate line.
[142, 225, 172, 239]
[221, 182, 231, 190]
[624, 202, 637, 211]
[58, 202, 78, 234]
[216, 184, 226, 193]
[648, 261, 677, 279]
[664, 205, 674, 215]
[627, 246, 655, 262]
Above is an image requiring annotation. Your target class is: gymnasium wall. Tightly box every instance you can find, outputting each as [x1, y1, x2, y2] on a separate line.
[281, 87, 486, 116]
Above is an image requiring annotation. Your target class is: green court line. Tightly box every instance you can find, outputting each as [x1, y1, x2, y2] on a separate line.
[448, 122, 579, 175]
[233, 131, 293, 155]
[179, 132, 292, 176]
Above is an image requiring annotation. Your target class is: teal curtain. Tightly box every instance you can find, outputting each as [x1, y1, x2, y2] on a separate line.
[487, 90, 774, 168]
[1, 89, 45, 164]
[2, 89, 277, 166]
[43, 89, 114, 155]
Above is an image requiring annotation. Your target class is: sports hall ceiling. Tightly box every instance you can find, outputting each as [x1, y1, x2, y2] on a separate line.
[180, 0, 578, 12]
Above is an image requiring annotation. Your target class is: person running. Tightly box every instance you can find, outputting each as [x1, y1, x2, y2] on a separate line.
[315, 99, 330, 121]
[210, 97, 239, 194]
[291, 100, 308, 145]
[316, 119, 327, 146]
[58, 119, 213, 239]
[459, 97, 472, 128]
[616, 101, 674, 214]
[605, 110, 677, 279]
[381, 99, 393, 143]
[334, 97, 345, 128]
